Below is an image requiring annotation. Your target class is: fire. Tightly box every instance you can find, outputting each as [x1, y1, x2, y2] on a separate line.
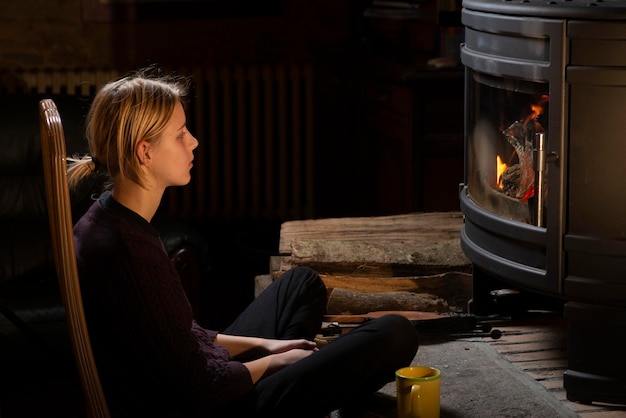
[497, 155, 507, 189]
[524, 94, 549, 126]
[496, 94, 548, 196]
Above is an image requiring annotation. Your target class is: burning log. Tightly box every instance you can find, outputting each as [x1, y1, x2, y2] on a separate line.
[501, 163, 522, 196]
[498, 95, 548, 202]
[502, 120, 536, 200]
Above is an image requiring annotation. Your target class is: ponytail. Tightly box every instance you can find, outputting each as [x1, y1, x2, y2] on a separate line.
[67, 155, 104, 191]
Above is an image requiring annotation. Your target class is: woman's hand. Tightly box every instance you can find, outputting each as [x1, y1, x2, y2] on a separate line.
[214, 334, 319, 383]
[244, 348, 316, 383]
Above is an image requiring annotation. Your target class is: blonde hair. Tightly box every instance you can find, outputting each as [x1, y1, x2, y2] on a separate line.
[68, 69, 189, 190]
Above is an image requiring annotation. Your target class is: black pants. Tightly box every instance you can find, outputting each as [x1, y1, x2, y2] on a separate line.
[219, 266, 420, 418]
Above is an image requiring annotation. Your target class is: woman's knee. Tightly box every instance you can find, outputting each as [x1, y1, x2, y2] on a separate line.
[289, 266, 326, 294]
[377, 314, 419, 357]
[291, 265, 322, 282]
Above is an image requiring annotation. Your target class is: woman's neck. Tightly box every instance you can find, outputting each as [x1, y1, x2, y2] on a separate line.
[111, 180, 163, 222]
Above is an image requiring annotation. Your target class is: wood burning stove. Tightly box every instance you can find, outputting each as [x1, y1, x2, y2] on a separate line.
[459, 0, 626, 405]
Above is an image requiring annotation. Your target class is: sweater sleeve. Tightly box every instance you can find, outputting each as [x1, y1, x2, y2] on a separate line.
[190, 320, 253, 398]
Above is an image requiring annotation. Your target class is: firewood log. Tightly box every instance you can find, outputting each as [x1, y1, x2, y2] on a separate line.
[326, 288, 451, 315]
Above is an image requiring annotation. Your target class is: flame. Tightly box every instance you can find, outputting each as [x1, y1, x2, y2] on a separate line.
[497, 155, 507, 189]
[524, 94, 549, 126]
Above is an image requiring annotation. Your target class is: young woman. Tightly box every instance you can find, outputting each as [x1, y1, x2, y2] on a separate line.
[68, 69, 419, 418]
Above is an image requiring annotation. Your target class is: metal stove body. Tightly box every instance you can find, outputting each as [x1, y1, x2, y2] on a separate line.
[460, 0, 626, 404]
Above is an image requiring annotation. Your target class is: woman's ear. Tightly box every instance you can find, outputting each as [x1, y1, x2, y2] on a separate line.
[136, 140, 151, 166]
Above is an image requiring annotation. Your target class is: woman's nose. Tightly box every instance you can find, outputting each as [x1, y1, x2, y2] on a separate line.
[190, 134, 199, 149]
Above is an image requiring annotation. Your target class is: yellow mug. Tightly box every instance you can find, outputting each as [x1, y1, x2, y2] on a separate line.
[395, 366, 441, 418]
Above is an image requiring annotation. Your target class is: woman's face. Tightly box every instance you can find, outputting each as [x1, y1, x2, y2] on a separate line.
[146, 101, 198, 190]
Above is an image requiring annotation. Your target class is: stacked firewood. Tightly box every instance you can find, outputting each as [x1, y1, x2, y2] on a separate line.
[258, 212, 473, 315]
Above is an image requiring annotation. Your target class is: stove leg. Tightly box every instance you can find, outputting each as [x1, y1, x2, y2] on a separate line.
[470, 264, 564, 317]
[470, 264, 504, 316]
[564, 301, 626, 405]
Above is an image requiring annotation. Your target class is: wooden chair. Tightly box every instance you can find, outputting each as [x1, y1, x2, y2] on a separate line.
[39, 99, 111, 418]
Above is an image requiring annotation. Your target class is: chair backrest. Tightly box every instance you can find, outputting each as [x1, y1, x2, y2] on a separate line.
[39, 99, 111, 418]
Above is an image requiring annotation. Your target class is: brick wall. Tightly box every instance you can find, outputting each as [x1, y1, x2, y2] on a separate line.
[0, 0, 117, 69]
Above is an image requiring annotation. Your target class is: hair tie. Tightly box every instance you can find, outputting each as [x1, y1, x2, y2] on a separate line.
[91, 156, 102, 173]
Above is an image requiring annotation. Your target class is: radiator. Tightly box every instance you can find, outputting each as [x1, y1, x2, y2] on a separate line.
[8, 69, 120, 96]
[10, 64, 315, 222]
[170, 63, 315, 222]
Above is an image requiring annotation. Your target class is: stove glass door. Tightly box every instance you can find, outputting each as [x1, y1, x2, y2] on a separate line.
[466, 70, 549, 226]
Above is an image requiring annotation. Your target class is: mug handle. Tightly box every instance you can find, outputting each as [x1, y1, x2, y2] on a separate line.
[410, 383, 422, 418]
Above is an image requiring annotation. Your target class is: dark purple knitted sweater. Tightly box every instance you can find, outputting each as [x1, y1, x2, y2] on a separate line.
[73, 193, 252, 417]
